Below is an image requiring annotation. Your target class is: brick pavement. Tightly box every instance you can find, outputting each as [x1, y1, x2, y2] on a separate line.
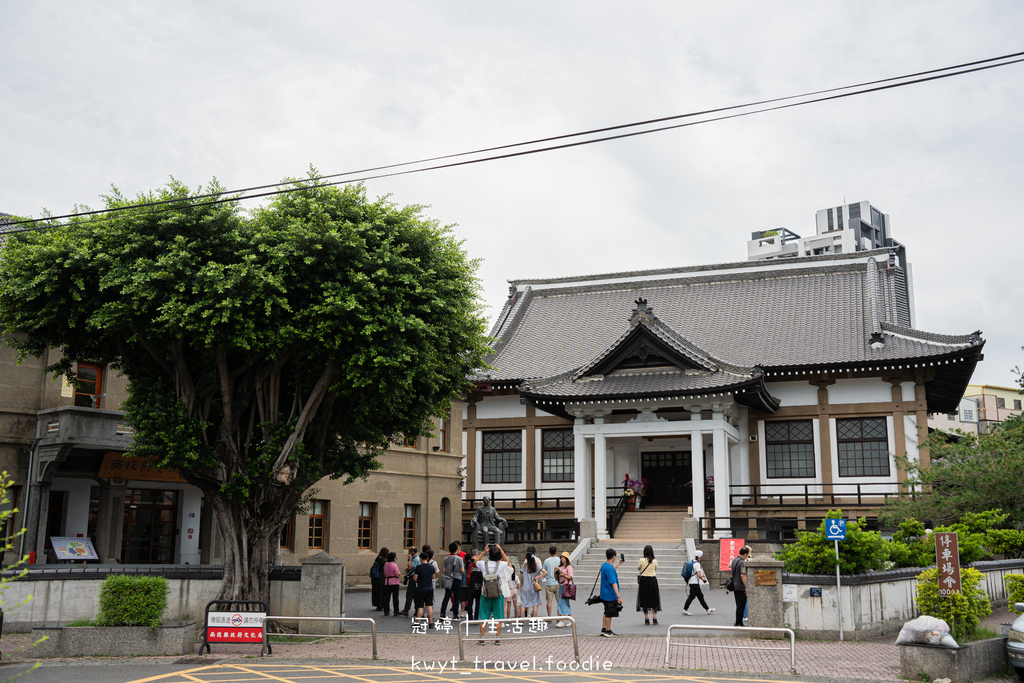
[0, 629, 904, 680]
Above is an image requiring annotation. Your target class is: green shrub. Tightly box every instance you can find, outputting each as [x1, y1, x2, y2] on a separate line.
[887, 518, 935, 568]
[96, 575, 169, 628]
[985, 529, 1024, 559]
[777, 510, 889, 574]
[915, 567, 991, 638]
[1006, 574, 1024, 615]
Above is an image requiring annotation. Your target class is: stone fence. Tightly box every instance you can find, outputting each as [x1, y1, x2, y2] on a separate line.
[744, 556, 1024, 640]
[0, 552, 345, 633]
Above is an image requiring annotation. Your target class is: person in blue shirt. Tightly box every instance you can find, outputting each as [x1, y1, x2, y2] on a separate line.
[599, 547, 623, 637]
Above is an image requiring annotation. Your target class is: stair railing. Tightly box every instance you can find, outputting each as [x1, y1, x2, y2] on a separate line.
[607, 492, 629, 538]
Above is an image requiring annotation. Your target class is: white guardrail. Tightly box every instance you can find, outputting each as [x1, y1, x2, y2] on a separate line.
[458, 615, 579, 663]
[261, 616, 377, 658]
[664, 624, 796, 674]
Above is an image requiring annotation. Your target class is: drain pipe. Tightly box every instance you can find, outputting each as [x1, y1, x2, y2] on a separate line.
[18, 437, 41, 559]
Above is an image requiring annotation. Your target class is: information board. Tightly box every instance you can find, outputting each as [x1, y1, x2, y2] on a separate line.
[50, 537, 98, 561]
[206, 611, 266, 643]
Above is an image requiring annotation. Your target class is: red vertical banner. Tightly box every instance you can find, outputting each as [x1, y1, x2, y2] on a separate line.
[720, 538, 744, 572]
[934, 531, 961, 596]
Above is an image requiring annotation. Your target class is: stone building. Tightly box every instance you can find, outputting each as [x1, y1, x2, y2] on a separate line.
[0, 344, 461, 582]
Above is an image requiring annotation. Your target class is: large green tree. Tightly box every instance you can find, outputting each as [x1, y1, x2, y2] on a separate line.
[0, 177, 490, 601]
[879, 413, 1024, 527]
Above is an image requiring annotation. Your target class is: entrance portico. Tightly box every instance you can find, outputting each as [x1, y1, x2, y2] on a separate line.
[571, 403, 742, 538]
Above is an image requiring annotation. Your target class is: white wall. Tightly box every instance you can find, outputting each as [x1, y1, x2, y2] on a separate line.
[765, 382, 819, 407]
[475, 395, 527, 419]
[827, 378, 892, 405]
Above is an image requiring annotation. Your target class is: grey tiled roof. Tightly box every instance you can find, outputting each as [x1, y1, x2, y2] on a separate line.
[482, 255, 982, 383]
[523, 367, 758, 398]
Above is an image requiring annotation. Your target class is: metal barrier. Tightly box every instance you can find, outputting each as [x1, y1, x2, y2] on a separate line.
[458, 615, 579, 663]
[261, 616, 377, 658]
[664, 624, 796, 674]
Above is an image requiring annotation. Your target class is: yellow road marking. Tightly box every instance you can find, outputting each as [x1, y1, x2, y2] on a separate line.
[126, 663, 801, 683]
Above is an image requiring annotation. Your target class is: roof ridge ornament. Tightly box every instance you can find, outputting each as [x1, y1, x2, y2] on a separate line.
[630, 297, 654, 321]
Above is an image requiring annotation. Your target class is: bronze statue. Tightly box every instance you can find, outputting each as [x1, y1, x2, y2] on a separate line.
[471, 496, 507, 550]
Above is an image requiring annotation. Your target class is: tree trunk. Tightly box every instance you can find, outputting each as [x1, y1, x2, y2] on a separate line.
[206, 486, 302, 603]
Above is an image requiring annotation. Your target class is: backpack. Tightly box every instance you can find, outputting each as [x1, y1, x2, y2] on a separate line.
[468, 563, 484, 593]
[482, 561, 502, 599]
[370, 562, 381, 579]
[681, 560, 694, 582]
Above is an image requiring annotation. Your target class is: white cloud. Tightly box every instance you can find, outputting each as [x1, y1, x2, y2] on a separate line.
[2, 0, 1022, 385]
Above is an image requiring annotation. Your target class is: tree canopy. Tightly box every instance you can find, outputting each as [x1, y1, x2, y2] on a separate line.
[879, 413, 1024, 528]
[0, 177, 491, 600]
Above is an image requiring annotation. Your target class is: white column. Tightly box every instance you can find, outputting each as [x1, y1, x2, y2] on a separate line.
[713, 425, 731, 536]
[573, 419, 590, 521]
[594, 418, 608, 537]
[690, 432, 705, 522]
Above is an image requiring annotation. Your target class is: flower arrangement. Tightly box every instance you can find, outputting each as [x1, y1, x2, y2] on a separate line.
[623, 475, 648, 498]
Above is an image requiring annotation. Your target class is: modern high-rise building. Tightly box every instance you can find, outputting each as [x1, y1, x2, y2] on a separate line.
[747, 200, 914, 325]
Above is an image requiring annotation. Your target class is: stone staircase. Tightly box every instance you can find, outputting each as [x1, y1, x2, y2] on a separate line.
[571, 540, 693, 590]
[611, 507, 689, 541]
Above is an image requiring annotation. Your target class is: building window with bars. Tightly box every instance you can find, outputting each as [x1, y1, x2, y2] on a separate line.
[308, 500, 328, 550]
[74, 363, 103, 407]
[836, 417, 890, 477]
[481, 431, 522, 484]
[765, 420, 816, 478]
[356, 502, 373, 550]
[541, 428, 574, 482]
[403, 504, 418, 549]
[997, 397, 1006, 409]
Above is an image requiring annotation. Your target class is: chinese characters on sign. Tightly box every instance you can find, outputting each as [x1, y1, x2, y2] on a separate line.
[206, 611, 266, 643]
[934, 531, 961, 596]
[97, 451, 186, 483]
[719, 538, 744, 572]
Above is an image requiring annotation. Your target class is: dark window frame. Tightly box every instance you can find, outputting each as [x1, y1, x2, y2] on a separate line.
[481, 430, 522, 484]
[541, 428, 574, 483]
[836, 417, 890, 477]
[764, 420, 816, 478]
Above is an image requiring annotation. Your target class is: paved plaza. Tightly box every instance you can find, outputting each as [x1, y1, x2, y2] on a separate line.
[0, 585, 1016, 683]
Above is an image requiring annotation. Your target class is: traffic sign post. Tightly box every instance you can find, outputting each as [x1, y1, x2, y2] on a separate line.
[825, 519, 847, 641]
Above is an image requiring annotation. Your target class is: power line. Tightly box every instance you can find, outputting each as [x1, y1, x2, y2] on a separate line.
[4, 50, 1023, 235]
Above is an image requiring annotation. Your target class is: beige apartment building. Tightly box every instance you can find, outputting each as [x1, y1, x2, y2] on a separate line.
[964, 384, 1024, 433]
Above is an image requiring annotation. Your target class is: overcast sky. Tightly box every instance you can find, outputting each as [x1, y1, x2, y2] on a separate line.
[2, 3, 1022, 387]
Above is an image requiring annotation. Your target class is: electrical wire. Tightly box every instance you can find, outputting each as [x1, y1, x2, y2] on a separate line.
[3, 50, 1023, 235]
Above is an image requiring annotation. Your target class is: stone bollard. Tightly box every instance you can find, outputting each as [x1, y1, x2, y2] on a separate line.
[743, 555, 784, 630]
[299, 552, 345, 634]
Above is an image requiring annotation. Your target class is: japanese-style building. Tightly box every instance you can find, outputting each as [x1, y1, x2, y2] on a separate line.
[461, 246, 983, 540]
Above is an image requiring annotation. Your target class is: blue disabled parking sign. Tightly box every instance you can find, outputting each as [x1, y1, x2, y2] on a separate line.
[826, 519, 847, 540]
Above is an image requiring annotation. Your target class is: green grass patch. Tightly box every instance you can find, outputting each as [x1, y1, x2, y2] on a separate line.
[65, 619, 95, 627]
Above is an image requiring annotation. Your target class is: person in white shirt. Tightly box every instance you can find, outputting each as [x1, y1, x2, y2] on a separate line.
[681, 549, 715, 616]
[477, 544, 510, 646]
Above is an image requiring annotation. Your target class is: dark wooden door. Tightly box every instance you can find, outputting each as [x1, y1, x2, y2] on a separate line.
[641, 451, 692, 506]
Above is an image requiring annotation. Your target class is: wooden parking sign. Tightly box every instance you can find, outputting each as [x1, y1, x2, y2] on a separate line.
[935, 532, 961, 596]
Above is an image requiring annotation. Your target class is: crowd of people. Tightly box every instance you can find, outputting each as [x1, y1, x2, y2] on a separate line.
[367, 540, 753, 637]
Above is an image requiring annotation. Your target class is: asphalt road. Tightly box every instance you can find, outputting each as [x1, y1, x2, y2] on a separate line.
[7, 659, 909, 683]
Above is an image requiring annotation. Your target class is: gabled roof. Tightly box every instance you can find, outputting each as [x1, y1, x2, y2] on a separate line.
[518, 297, 779, 414]
[479, 250, 984, 414]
